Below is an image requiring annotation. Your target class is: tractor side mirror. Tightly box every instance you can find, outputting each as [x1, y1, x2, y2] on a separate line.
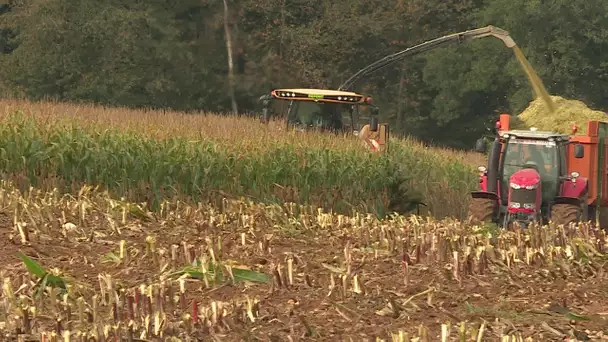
[574, 143, 584, 158]
[370, 117, 378, 132]
[475, 138, 486, 153]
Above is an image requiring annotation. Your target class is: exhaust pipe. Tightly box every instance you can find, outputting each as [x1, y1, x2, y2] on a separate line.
[486, 138, 501, 195]
[370, 117, 379, 132]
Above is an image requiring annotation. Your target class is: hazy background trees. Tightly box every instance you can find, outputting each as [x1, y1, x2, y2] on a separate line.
[0, 0, 606, 149]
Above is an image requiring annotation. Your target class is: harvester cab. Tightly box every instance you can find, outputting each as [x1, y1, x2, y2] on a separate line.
[260, 88, 390, 152]
[469, 114, 590, 229]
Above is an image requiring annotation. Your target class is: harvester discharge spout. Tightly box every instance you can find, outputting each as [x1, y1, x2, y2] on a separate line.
[338, 25, 516, 91]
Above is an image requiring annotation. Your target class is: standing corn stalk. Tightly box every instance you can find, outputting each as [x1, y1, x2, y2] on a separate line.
[222, 0, 238, 114]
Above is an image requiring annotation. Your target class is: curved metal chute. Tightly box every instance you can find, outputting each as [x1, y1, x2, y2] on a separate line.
[338, 25, 515, 91]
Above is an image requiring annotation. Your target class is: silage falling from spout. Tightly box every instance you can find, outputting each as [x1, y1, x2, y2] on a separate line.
[511, 45, 556, 114]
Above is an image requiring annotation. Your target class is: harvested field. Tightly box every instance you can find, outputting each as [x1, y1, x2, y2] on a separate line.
[1, 182, 607, 341]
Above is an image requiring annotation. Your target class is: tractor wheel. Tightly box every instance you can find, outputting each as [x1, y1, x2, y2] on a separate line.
[551, 203, 580, 228]
[467, 197, 496, 224]
[598, 207, 608, 230]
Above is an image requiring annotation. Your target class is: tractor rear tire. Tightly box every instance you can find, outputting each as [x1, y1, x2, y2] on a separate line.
[551, 203, 579, 228]
[468, 197, 496, 224]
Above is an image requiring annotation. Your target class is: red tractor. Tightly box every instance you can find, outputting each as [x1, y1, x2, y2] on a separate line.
[469, 114, 608, 229]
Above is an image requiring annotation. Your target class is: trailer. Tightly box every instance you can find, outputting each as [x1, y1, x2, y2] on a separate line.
[469, 114, 608, 229]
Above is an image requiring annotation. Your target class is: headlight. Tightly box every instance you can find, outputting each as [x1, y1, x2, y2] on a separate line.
[509, 202, 521, 208]
[510, 182, 521, 189]
[570, 171, 580, 178]
[523, 203, 535, 209]
[525, 184, 538, 190]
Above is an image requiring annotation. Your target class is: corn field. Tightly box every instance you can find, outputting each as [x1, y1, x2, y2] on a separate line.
[0, 99, 481, 219]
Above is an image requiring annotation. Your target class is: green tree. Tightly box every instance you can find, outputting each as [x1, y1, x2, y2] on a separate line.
[0, 0, 604, 149]
[0, 0, 228, 110]
[411, 0, 608, 147]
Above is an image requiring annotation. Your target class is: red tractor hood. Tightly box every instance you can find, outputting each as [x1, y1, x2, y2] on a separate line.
[510, 168, 541, 187]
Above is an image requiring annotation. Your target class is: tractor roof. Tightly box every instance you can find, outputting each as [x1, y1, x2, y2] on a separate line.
[500, 129, 570, 141]
[271, 88, 371, 105]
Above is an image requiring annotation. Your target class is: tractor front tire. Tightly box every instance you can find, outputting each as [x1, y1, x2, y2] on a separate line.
[468, 197, 496, 224]
[551, 203, 579, 228]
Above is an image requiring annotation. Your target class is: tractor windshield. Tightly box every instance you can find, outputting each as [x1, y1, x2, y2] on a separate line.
[501, 139, 559, 203]
[290, 102, 351, 131]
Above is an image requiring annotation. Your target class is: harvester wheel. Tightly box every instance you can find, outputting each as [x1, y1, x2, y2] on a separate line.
[467, 197, 496, 224]
[551, 203, 579, 228]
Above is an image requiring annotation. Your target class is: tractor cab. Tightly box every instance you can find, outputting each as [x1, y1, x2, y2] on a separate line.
[495, 129, 570, 211]
[259, 88, 389, 152]
[470, 114, 586, 229]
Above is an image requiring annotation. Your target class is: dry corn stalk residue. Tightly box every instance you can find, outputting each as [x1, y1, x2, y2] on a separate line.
[0, 181, 607, 340]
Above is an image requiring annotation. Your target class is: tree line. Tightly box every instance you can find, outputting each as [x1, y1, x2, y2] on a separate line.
[0, 0, 606, 148]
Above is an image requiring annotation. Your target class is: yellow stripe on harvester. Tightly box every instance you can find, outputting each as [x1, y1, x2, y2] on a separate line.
[274, 88, 364, 97]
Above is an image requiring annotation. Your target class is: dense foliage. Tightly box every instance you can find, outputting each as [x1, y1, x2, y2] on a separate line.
[0, 0, 606, 148]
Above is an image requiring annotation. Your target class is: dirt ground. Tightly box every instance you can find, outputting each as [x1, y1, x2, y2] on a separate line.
[1, 201, 608, 342]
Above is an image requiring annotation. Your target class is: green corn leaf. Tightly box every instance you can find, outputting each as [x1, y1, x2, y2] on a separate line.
[230, 267, 271, 283]
[36, 274, 48, 299]
[169, 264, 269, 284]
[46, 274, 67, 290]
[567, 312, 590, 321]
[18, 252, 46, 278]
